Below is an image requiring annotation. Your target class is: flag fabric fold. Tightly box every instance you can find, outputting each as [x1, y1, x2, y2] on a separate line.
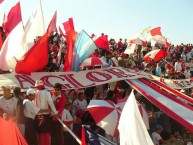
[47, 11, 57, 35]
[63, 18, 77, 72]
[4, 2, 22, 36]
[0, 118, 28, 145]
[118, 90, 153, 145]
[63, 17, 75, 33]
[71, 30, 98, 71]
[22, 0, 45, 50]
[15, 33, 49, 74]
[146, 27, 167, 45]
[95, 35, 110, 52]
[0, 2, 24, 71]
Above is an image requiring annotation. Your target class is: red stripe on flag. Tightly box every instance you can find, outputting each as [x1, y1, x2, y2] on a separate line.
[126, 79, 193, 133]
[150, 27, 162, 36]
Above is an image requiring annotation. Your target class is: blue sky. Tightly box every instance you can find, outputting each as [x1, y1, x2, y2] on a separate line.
[0, 0, 193, 45]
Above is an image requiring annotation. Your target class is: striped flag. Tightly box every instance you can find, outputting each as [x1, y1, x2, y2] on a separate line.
[71, 30, 97, 71]
[81, 126, 117, 145]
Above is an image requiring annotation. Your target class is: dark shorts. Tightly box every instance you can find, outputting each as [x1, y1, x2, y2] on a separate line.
[35, 114, 51, 133]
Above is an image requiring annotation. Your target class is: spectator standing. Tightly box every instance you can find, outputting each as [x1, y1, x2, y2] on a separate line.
[34, 80, 58, 145]
[14, 87, 26, 136]
[188, 59, 193, 77]
[24, 89, 50, 145]
[50, 83, 66, 145]
[0, 86, 18, 119]
[72, 92, 87, 117]
[175, 59, 182, 72]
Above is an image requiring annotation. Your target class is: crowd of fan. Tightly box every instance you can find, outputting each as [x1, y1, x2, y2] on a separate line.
[1, 29, 193, 145]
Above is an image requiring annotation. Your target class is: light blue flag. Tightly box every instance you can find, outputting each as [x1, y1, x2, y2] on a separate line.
[71, 30, 97, 71]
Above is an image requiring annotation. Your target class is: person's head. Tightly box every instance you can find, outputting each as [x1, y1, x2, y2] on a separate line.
[34, 80, 45, 90]
[156, 125, 163, 134]
[1, 86, 12, 99]
[78, 92, 85, 101]
[13, 87, 21, 98]
[54, 83, 62, 96]
[105, 51, 112, 58]
[26, 88, 36, 101]
[65, 102, 72, 110]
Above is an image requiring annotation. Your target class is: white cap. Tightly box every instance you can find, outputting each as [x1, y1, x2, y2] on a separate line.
[26, 88, 36, 95]
[34, 80, 44, 87]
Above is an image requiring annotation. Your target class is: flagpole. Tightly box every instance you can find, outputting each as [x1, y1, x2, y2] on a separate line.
[58, 119, 81, 145]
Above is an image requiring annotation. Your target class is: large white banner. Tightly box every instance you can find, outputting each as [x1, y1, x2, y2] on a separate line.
[147, 74, 193, 89]
[0, 67, 193, 93]
[0, 67, 147, 91]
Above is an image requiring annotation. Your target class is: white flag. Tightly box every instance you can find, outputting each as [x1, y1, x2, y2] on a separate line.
[22, 0, 45, 50]
[0, 22, 24, 71]
[118, 90, 153, 145]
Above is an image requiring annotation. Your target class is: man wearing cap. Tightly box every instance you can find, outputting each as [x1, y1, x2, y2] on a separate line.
[0, 86, 18, 119]
[24, 88, 50, 145]
[50, 83, 66, 145]
[34, 80, 58, 145]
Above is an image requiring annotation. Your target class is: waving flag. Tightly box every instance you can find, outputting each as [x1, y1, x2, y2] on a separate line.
[22, 0, 45, 49]
[3, 2, 22, 36]
[118, 90, 153, 145]
[140, 26, 151, 37]
[63, 17, 75, 33]
[47, 11, 57, 35]
[0, 2, 24, 71]
[71, 30, 97, 71]
[95, 35, 110, 52]
[15, 33, 49, 74]
[63, 18, 77, 72]
[147, 27, 167, 45]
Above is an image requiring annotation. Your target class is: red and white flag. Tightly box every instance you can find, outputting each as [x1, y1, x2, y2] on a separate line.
[15, 33, 49, 74]
[0, 2, 24, 71]
[146, 27, 167, 45]
[3, 2, 22, 36]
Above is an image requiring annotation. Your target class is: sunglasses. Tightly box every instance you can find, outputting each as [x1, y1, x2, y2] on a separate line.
[54, 88, 60, 91]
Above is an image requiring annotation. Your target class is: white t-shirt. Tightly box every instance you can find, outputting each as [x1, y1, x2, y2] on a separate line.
[23, 99, 40, 120]
[61, 109, 73, 131]
[0, 96, 18, 116]
[35, 90, 57, 115]
[151, 132, 162, 145]
[175, 62, 182, 72]
[72, 99, 87, 116]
